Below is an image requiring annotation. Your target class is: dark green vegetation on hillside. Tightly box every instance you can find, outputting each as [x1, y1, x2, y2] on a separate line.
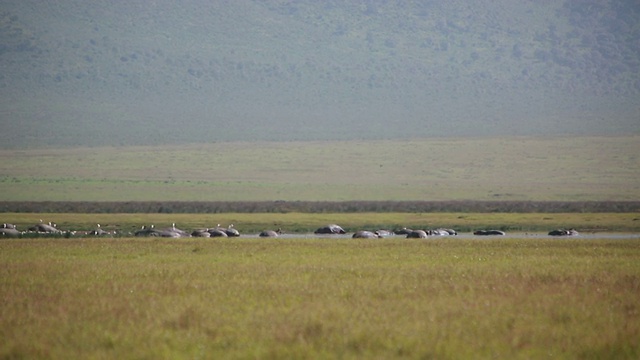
[2, 200, 639, 215]
[2, 238, 639, 358]
[1, 1, 639, 148]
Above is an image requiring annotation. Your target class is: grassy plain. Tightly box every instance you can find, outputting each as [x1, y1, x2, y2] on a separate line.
[1, 136, 638, 202]
[1, 237, 639, 359]
[3, 212, 640, 234]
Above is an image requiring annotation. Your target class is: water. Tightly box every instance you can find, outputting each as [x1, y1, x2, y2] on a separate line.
[241, 232, 640, 240]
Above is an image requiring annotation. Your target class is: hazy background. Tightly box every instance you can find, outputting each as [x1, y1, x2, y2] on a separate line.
[1, 0, 639, 148]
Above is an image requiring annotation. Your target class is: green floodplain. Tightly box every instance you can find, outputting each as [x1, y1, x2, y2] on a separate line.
[1, 136, 638, 202]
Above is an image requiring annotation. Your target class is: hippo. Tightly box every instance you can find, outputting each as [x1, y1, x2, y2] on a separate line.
[28, 222, 62, 233]
[436, 228, 458, 235]
[89, 224, 110, 236]
[191, 229, 212, 237]
[394, 227, 413, 235]
[223, 225, 241, 237]
[352, 230, 380, 239]
[211, 224, 240, 237]
[374, 229, 394, 237]
[259, 228, 282, 237]
[314, 224, 346, 234]
[0, 227, 21, 237]
[135, 225, 162, 237]
[428, 229, 452, 236]
[167, 223, 190, 237]
[548, 229, 579, 236]
[406, 230, 428, 238]
[207, 228, 229, 237]
[473, 230, 506, 236]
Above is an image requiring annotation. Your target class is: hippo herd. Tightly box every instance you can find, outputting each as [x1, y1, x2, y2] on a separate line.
[1, 221, 65, 237]
[1, 221, 581, 239]
[134, 223, 241, 238]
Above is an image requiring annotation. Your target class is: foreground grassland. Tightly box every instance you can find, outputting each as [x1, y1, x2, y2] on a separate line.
[3, 212, 640, 234]
[1, 136, 638, 202]
[1, 238, 639, 359]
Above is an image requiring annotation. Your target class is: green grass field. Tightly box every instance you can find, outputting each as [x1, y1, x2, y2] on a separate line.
[1, 237, 638, 359]
[1, 136, 638, 201]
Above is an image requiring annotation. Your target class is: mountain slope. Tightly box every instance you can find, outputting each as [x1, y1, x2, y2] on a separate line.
[1, 0, 639, 148]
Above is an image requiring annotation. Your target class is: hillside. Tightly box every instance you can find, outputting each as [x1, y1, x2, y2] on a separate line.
[1, 0, 639, 148]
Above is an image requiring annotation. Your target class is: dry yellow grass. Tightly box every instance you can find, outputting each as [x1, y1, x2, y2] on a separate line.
[1, 237, 639, 358]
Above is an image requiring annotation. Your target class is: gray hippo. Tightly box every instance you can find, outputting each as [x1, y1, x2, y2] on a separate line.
[259, 228, 282, 237]
[473, 230, 506, 236]
[548, 229, 579, 236]
[314, 224, 346, 234]
[406, 230, 428, 238]
[352, 230, 380, 239]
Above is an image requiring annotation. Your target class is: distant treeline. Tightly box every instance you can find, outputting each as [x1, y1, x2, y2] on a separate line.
[0, 201, 638, 214]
